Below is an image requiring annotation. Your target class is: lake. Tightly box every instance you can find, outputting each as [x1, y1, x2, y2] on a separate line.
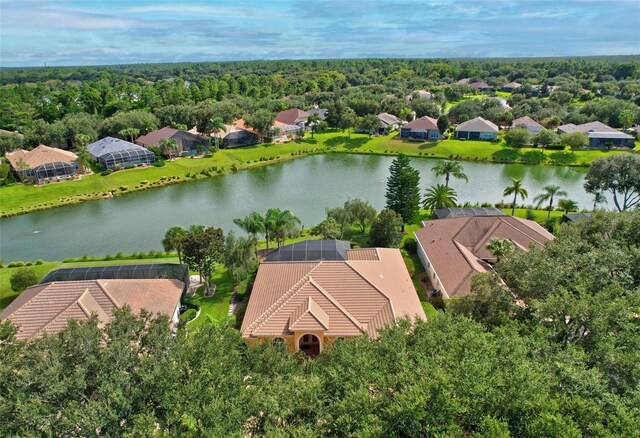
[0, 154, 596, 262]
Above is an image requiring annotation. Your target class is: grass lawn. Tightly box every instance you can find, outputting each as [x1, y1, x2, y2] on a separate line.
[500, 208, 565, 222]
[0, 256, 179, 311]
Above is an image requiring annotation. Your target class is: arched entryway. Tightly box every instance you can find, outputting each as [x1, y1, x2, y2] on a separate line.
[298, 334, 321, 357]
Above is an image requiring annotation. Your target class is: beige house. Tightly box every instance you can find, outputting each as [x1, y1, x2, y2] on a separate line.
[1, 279, 184, 340]
[241, 245, 425, 356]
[414, 215, 553, 299]
[6, 145, 79, 183]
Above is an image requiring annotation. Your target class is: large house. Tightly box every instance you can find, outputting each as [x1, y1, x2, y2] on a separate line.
[241, 240, 426, 356]
[455, 117, 499, 140]
[275, 108, 310, 128]
[6, 145, 79, 183]
[0, 278, 184, 340]
[136, 127, 206, 156]
[557, 121, 635, 148]
[378, 112, 403, 132]
[512, 116, 544, 136]
[414, 214, 553, 299]
[399, 116, 441, 141]
[87, 137, 155, 170]
[407, 90, 434, 100]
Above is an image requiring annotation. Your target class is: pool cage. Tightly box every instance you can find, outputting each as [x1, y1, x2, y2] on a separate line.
[98, 148, 155, 170]
[31, 161, 78, 182]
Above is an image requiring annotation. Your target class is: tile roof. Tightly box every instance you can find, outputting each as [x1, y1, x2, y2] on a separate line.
[558, 121, 633, 139]
[1, 279, 183, 340]
[471, 81, 491, 88]
[456, 117, 499, 133]
[402, 116, 439, 131]
[433, 207, 506, 220]
[378, 112, 401, 126]
[512, 116, 543, 128]
[135, 127, 180, 147]
[275, 108, 310, 125]
[87, 137, 148, 158]
[6, 145, 77, 170]
[241, 248, 425, 339]
[503, 81, 522, 88]
[414, 216, 553, 298]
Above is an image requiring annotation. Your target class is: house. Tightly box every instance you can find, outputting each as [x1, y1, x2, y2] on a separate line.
[414, 216, 553, 298]
[271, 120, 303, 142]
[0, 278, 184, 341]
[87, 137, 155, 170]
[307, 107, 328, 120]
[220, 120, 260, 147]
[501, 82, 522, 92]
[407, 90, 434, 100]
[241, 241, 426, 356]
[433, 207, 506, 220]
[455, 117, 499, 140]
[471, 81, 493, 92]
[378, 112, 403, 132]
[512, 116, 544, 136]
[275, 108, 310, 128]
[456, 78, 471, 85]
[399, 116, 441, 141]
[557, 121, 635, 148]
[135, 127, 207, 156]
[6, 145, 79, 183]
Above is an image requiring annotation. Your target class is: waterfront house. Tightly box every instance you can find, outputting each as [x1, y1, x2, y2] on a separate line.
[6, 145, 79, 183]
[557, 121, 635, 148]
[414, 215, 553, 299]
[0, 278, 184, 340]
[275, 108, 310, 128]
[399, 116, 441, 141]
[512, 116, 544, 136]
[87, 137, 155, 170]
[455, 117, 499, 140]
[136, 127, 207, 156]
[241, 240, 425, 356]
[378, 112, 403, 132]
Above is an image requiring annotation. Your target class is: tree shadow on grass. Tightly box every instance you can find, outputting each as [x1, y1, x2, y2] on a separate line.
[492, 148, 522, 163]
[323, 136, 369, 149]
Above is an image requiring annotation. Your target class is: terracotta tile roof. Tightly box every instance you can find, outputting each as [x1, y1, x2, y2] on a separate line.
[456, 117, 499, 133]
[6, 145, 77, 170]
[402, 116, 439, 131]
[346, 248, 380, 261]
[241, 248, 425, 339]
[1, 279, 183, 340]
[414, 216, 553, 298]
[275, 108, 310, 125]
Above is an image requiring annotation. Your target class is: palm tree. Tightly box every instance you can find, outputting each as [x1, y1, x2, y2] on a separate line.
[592, 191, 607, 212]
[557, 199, 579, 214]
[118, 128, 140, 143]
[160, 138, 179, 159]
[423, 184, 457, 212]
[432, 160, 468, 187]
[486, 238, 514, 263]
[162, 226, 186, 264]
[233, 211, 265, 257]
[306, 113, 321, 139]
[503, 178, 528, 216]
[207, 117, 227, 151]
[264, 208, 301, 249]
[534, 185, 568, 219]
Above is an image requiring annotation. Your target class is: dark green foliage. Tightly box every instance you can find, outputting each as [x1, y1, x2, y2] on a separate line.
[385, 154, 421, 223]
[9, 266, 38, 291]
[504, 127, 531, 148]
[584, 154, 640, 211]
[181, 225, 225, 284]
[311, 217, 342, 239]
[369, 208, 403, 247]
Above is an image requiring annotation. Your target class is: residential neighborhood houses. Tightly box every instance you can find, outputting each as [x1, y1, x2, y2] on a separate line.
[455, 116, 499, 140]
[87, 136, 155, 170]
[136, 127, 207, 156]
[557, 121, 635, 148]
[6, 145, 79, 183]
[399, 115, 441, 140]
[512, 116, 544, 135]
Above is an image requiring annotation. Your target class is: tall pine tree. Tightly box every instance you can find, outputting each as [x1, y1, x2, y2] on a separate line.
[385, 154, 421, 224]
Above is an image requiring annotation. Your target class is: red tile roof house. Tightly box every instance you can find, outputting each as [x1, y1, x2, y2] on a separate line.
[241, 245, 426, 356]
[275, 108, 311, 129]
[455, 117, 499, 140]
[136, 127, 207, 156]
[414, 215, 553, 299]
[512, 116, 544, 136]
[399, 116, 441, 141]
[557, 121, 635, 148]
[0, 279, 184, 341]
[5, 145, 79, 183]
[471, 81, 493, 92]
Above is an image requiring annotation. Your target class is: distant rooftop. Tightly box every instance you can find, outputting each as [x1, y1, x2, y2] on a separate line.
[433, 207, 506, 220]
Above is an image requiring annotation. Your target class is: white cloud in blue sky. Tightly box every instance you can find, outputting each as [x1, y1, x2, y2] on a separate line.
[1, 0, 638, 67]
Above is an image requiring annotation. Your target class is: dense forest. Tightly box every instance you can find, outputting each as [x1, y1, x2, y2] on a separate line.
[1, 56, 639, 153]
[1, 211, 639, 436]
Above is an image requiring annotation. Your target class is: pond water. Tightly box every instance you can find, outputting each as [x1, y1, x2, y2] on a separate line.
[0, 154, 597, 262]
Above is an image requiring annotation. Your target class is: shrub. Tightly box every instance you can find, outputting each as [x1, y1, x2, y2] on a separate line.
[403, 239, 417, 254]
[10, 267, 38, 292]
[0, 262, 4, 269]
[182, 294, 200, 310]
[153, 161, 166, 167]
[14, 261, 24, 267]
[101, 170, 112, 176]
[104, 254, 114, 261]
[25, 262, 33, 266]
[179, 308, 197, 325]
[35, 259, 44, 265]
[526, 209, 536, 220]
[119, 186, 128, 191]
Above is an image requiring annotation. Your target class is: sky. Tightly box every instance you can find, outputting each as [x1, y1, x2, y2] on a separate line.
[1, 0, 639, 67]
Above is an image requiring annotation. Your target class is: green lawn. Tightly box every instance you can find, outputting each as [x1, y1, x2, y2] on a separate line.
[0, 256, 179, 311]
[186, 265, 242, 328]
[2, 131, 635, 217]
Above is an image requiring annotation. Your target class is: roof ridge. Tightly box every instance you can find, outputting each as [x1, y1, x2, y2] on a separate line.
[306, 277, 364, 332]
[95, 280, 120, 308]
[472, 219, 503, 253]
[33, 287, 89, 337]
[343, 260, 394, 312]
[289, 296, 330, 331]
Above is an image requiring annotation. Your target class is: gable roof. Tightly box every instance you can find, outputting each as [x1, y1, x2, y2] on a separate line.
[456, 117, 499, 133]
[512, 116, 543, 129]
[402, 115, 439, 131]
[241, 248, 425, 339]
[414, 216, 553, 298]
[87, 137, 149, 158]
[135, 126, 202, 148]
[558, 121, 633, 139]
[1, 279, 183, 340]
[471, 81, 491, 88]
[276, 108, 310, 125]
[378, 112, 402, 126]
[503, 81, 522, 88]
[6, 145, 77, 170]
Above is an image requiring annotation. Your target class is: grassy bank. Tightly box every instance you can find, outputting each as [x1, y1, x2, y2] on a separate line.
[2, 131, 635, 217]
